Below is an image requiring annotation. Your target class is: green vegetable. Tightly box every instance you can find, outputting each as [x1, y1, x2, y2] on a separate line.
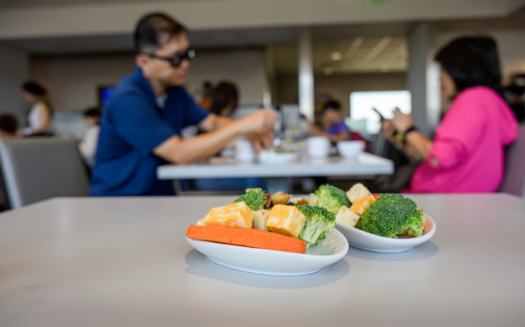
[234, 188, 267, 211]
[295, 205, 336, 246]
[313, 184, 350, 215]
[358, 194, 424, 238]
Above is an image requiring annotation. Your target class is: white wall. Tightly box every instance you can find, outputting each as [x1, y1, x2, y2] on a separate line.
[29, 49, 267, 111]
[0, 44, 29, 121]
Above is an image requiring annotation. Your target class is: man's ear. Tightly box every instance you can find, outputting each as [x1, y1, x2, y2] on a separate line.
[135, 54, 149, 69]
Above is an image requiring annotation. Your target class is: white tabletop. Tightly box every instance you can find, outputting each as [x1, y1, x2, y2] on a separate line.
[1, 194, 524, 327]
[157, 152, 393, 179]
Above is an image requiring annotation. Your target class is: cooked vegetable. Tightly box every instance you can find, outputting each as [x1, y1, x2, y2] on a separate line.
[234, 188, 267, 211]
[311, 184, 351, 215]
[187, 225, 307, 253]
[358, 194, 424, 238]
[295, 205, 336, 246]
[271, 191, 291, 205]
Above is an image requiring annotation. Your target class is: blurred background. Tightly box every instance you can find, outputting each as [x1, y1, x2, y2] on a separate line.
[1, 0, 524, 139]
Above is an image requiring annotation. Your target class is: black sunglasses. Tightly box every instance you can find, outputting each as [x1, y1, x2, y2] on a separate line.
[146, 49, 195, 68]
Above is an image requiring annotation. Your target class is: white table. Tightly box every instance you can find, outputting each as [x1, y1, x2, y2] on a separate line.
[1, 194, 525, 327]
[158, 152, 394, 193]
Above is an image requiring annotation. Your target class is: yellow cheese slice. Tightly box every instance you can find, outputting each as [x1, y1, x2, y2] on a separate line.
[266, 205, 306, 238]
[197, 202, 253, 228]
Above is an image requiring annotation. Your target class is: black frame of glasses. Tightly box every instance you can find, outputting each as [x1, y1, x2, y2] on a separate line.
[146, 49, 195, 68]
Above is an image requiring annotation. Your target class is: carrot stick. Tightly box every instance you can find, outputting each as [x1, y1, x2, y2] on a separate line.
[372, 194, 382, 200]
[187, 225, 307, 254]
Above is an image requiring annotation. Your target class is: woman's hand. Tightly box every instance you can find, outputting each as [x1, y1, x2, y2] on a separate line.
[391, 107, 414, 133]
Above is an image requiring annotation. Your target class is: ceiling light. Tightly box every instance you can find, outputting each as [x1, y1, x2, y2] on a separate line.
[323, 67, 333, 75]
[331, 52, 342, 61]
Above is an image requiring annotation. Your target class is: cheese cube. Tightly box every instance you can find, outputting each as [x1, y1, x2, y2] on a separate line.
[350, 196, 375, 215]
[346, 183, 373, 203]
[336, 206, 361, 228]
[197, 202, 253, 228]
[252, 210, 271, 231]
[266, 205, 306, 238]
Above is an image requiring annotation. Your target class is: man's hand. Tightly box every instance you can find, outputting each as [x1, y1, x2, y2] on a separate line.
[249, 131, 274, 153]
[239, 109, 277, 135]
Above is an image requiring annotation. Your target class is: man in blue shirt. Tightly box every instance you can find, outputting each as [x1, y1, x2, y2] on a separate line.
[90, 12, 276, 196]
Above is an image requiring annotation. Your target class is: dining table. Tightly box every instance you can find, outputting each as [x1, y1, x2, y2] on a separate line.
[0, 193, 524, 327]
[157, 152, 394, 194]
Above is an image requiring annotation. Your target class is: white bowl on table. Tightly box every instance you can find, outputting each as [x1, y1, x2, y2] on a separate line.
[337, 140, 365, 159]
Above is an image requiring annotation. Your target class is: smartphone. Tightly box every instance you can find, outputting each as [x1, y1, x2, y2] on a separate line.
[371, 107, 386, 121]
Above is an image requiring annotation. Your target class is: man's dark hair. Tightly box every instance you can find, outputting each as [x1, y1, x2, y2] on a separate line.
[21, 81, 47, 96]
[0, 113, 18, 134]
[322, 100, 342, 114]
[435, 36, 502, 95]
[210, 81, 239, 116]
[134, 12, 187, 54]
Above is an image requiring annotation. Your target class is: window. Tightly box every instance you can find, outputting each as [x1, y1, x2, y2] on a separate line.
[349, 90, 411, 135]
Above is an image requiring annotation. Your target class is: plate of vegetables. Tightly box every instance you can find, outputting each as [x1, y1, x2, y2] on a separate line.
[186, 189, 349, 276]
[308, 183, 437, 253]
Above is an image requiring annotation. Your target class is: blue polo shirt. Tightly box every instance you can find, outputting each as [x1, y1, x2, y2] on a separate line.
[90, 68, 209, 196]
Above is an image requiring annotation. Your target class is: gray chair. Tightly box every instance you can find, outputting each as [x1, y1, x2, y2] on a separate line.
[0, 138, 90, 209]
[499, 124, 525, 198]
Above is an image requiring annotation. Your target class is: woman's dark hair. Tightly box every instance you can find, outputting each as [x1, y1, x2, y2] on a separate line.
[0, 113, 18, 134]
[209, 81, 239, 116]
[21, 81, 48, 96]
[322, 100, 342, 113]
[83, 106, 102, 118]
[134, 12, 187, 54]
[435, 36, 502, 95]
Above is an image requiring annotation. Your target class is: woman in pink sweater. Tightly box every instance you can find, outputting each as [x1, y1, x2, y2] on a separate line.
[385, 36, 518, 193]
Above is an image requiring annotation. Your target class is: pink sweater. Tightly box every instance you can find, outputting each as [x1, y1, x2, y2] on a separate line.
[408, 86, 518, 193]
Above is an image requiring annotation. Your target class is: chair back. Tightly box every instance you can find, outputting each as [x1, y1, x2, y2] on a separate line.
[500, 124, 525, 198]
[0, 138, 89, 209]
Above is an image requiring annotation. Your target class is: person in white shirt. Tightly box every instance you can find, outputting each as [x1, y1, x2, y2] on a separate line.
[79, 107, 102, 168]
[20, 81, 54, 137]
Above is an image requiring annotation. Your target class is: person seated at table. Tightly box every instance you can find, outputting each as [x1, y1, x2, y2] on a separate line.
[308, 100, 367, 144]
[191, 80, 266, 192]
[79, 106, 102, 168]
[381, 36, 518, 193]
[0, 113, 19, 138]
[90, 12, 276, 196]
[20, 81, 54, 137]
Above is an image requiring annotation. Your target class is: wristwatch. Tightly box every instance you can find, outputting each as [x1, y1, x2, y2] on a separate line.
[402, 126, 418, 143]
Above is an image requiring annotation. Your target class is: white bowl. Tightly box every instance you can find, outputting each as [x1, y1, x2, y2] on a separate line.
[337, 140, 365, 159]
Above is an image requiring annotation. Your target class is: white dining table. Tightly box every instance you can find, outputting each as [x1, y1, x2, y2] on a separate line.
[1, 194, 524, 327]
[157, 152, 394, 193]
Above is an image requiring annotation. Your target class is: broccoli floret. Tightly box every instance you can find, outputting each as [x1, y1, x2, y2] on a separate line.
[295, 205, 336, 246]
[358, 194, 424, 238]
[314, 184, 351, 215]
[234, 188, 267, 211]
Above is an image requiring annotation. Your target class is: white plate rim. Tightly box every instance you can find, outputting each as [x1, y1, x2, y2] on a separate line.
[336, 214, 436, 253]
[186, 228, 349, 276]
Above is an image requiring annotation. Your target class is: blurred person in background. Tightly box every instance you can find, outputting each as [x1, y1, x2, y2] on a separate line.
[0, 113, 19, 138]
[382, 36, 518, 193]
[20, 81, 54, 137]
[192, 80, 266, 191]
[199, 80, 213, 110]
[308, 100, 367, 145]
[90, 12, 276, 196]
[79, 106, 102, 168]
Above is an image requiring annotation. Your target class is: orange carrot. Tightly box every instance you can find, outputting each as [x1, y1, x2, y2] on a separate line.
[187, 225, 307, 254]
[372, 194, 382, 200]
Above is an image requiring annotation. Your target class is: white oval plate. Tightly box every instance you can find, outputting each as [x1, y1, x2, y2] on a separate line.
[336, 214, 436, 253]
[186, 229, 349, 276]
[257, 151, 297, 165]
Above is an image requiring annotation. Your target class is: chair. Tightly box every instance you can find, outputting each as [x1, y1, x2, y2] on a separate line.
[499, 124, 525, 198]
[0, 138, 90, 209]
